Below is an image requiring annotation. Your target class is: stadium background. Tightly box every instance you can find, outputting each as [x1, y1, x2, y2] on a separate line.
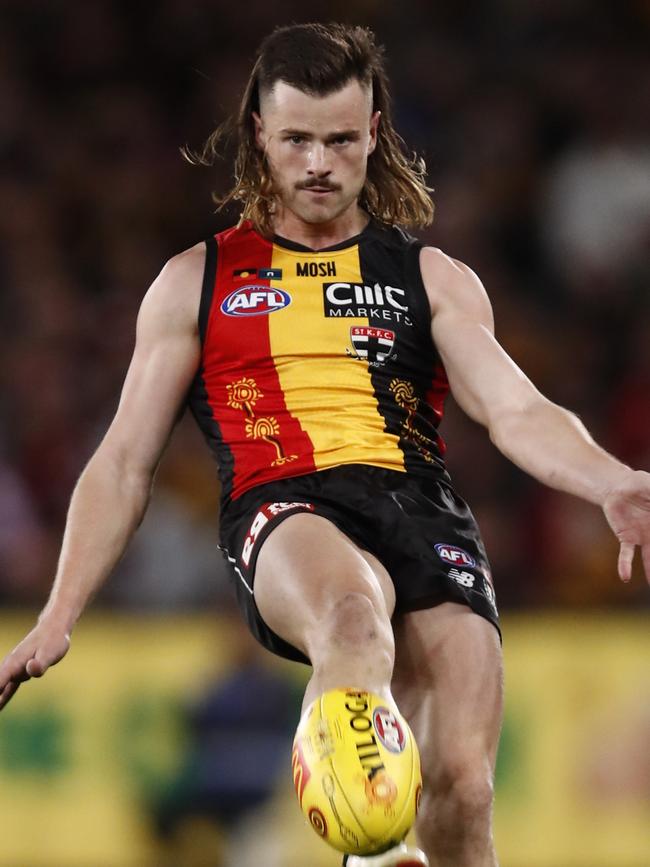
[0, 1, 649, 865]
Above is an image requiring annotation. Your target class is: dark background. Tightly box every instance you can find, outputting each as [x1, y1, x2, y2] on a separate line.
[1, 0, 649, 614]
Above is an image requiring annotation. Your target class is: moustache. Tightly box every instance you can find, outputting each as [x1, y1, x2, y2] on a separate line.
[296, 180, 341, 192]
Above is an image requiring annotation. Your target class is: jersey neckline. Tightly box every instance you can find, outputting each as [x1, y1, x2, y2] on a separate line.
[271, 219, 379, 254]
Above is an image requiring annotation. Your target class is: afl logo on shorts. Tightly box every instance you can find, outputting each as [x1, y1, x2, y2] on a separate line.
[373, 707, 406, 754]
[434, 543, 476, 568]
[221, 284, 291, 316]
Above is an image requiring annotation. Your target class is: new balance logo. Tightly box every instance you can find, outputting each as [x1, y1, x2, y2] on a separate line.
[448, 568, 475, 588]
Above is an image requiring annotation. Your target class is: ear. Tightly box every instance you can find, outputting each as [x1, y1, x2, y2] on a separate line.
[252, 111, 265, 151]
[368, 110, 381, 155]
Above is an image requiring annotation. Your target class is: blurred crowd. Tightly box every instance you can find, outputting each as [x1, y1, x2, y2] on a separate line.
[1, 0, 649, 613]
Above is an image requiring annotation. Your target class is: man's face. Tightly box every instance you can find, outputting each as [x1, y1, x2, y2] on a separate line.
[253, 78, 380, 227]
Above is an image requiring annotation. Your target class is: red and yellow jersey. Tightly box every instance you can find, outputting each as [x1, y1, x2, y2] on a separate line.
[188, 220, 450, 507]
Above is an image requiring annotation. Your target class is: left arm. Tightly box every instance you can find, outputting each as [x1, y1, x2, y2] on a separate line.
[420, 246, 650, 583]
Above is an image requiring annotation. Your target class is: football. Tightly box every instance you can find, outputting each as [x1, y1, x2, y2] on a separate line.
[291, 687, 422, 855]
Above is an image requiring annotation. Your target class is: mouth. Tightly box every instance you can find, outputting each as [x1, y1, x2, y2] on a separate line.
[299, 184, 338, 196]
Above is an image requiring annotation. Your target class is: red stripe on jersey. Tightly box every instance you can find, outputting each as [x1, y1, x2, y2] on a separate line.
[424, 361, 449, 454]
[200, 224, 316, 499]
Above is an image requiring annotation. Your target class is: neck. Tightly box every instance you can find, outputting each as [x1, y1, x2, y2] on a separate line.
[272, 203, 370, 251]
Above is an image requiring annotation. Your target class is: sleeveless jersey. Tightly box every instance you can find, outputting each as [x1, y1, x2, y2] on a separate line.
[188, 219, 450, 508]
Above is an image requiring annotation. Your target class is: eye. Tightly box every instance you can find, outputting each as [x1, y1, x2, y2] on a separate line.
[331, 135, 351, 146]
[288, 135, 306, 145]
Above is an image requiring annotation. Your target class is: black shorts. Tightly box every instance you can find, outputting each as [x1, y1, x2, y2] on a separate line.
[218, 464, 500, 665]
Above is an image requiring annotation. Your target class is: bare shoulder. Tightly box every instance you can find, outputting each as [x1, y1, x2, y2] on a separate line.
[419, 246, 493, 329]
[160, 241, 207, 285]
[138, 241, 207, 335]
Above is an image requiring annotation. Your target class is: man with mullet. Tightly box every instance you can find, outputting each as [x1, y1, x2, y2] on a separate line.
[1, 22, 649, 867]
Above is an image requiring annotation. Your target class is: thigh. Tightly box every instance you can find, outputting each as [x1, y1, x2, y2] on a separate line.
[360, 473, 500, 636]
[254, 512, 396, 658]
[391, 602, 503, 783]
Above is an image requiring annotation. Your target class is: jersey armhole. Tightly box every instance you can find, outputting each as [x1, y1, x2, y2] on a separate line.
[198, 236, 218, 345]
[404, 239, 435, 349]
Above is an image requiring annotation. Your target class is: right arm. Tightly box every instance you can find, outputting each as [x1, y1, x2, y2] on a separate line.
[0, 243, 205, 709]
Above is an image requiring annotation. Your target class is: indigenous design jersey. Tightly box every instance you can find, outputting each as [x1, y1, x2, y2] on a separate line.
[188, 219, 450, 506]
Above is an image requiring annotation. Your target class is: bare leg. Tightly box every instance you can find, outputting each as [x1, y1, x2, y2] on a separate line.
[392, 603, 503, 867]
[253, 513, 397, 711]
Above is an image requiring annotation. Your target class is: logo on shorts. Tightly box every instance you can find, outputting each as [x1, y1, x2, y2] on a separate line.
[373, 707, 406, 754]
[483, 575, 497, 612]
[346, 327, 396, 367]
[221, 285, 291, 316]
[241, 502, 315, 567]
[434, 543, 476, 568]
[448, 568, 475, 588]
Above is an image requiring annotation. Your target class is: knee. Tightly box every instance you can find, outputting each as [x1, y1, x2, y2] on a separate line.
[421, 758, 494, 828]
[447, 768, 494, 820]
[417, 771, 494, 854]
[315, 591, 392, 654]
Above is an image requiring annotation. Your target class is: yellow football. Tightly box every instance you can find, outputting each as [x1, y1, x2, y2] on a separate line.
[291, 687, 422, 855]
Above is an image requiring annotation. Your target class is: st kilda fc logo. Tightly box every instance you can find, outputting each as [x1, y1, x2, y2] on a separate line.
[346, 326, 397, 367]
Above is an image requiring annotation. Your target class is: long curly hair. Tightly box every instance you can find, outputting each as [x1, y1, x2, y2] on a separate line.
[185, 23, 434, 236]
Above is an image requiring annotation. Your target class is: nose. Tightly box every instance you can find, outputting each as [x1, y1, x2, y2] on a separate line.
[307, 143, 331, 177]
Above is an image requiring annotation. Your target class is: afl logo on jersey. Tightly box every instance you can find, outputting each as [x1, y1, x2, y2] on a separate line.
[434, 543, 476, 568]
[221, 284, 291, 316]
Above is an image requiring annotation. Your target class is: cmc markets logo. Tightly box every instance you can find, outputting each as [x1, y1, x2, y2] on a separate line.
[323, 282, 412, 325]
[434, 543, 476, 568]
[221, 284, 291, 316]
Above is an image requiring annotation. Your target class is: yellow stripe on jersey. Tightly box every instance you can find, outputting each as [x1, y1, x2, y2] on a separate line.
[269, 243, 405, 472]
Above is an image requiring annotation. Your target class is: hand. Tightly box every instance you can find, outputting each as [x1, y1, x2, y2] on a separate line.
[603, 469, 650, 584]
[0, 616, 71, 711]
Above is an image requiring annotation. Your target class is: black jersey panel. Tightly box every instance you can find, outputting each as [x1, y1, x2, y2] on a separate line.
[357, 226, 449, 478]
